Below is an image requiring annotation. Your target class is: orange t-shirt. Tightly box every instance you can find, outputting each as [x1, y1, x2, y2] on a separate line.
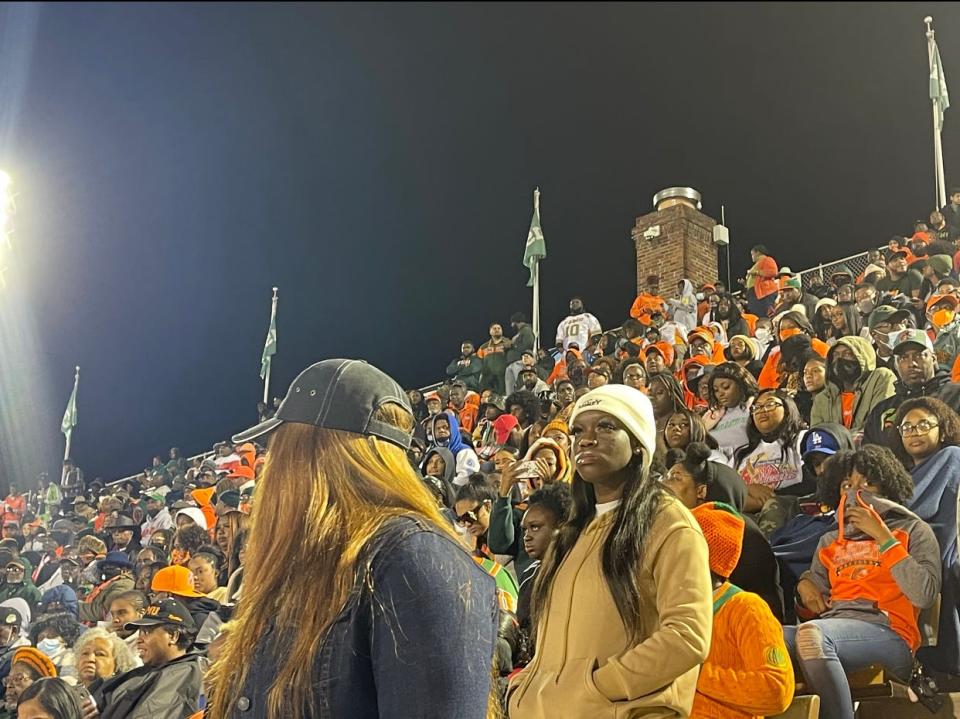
[840, 392, 855, 429]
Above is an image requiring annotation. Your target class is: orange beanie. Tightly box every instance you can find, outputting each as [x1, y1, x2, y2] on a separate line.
[13, 647, 56, 678]
[691, 502, 745, 579]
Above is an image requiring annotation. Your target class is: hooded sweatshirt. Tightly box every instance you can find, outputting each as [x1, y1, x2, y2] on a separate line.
[724, 335, 764, 378]
[668, 280, 698, 333]
[420, 447, 457, 508]
[427, 412, 480, 486]
[175, 508, 208, 532]
[810, 336, 896, 432]
[800, 491, 941, 652]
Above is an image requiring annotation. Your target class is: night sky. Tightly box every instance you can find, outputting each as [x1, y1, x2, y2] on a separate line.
[1, 2, 959, 485]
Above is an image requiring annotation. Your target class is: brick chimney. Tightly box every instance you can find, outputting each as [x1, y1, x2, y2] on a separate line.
[631, 187, 719, 297]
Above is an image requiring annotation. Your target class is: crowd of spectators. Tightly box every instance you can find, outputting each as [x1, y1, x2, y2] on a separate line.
[3, 193, 960, 717]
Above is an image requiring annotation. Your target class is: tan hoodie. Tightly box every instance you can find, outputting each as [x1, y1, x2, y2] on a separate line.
[508, 495, 712, 719]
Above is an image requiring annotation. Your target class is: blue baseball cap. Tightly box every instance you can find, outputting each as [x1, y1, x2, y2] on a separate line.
[802, 430, 840, 459]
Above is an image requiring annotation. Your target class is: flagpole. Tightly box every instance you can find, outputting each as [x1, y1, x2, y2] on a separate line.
[926, 16, 947, 210]
[263, 287, 278, 404]
[62, 366, 78, 484]
[532, 188, 541, 352]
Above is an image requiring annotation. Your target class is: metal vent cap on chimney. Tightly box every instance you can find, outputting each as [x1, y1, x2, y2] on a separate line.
[653, 187, 702, 211]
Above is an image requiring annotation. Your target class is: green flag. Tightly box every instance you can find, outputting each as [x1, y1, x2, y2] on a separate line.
[523, 191, 546, 287]
[260, 302, 277, 380]
[930, 40, 950, 130]
[61, 371, 78, 438]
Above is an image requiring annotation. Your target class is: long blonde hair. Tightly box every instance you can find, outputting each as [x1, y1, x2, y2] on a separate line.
[205, 404, 462, 719]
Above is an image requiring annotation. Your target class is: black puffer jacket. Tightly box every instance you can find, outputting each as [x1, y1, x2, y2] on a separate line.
[96, 653, 204, 719]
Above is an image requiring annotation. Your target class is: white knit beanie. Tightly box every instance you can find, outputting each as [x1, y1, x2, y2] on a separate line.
[569, 385, 656, 472]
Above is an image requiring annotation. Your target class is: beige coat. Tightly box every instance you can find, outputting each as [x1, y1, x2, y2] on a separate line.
[508, 496, 712, 719]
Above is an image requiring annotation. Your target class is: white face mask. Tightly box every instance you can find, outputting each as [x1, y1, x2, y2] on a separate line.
[37, 637, 64, 658]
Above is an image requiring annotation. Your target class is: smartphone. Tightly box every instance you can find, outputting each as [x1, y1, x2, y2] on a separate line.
[513, 461, 539, 480]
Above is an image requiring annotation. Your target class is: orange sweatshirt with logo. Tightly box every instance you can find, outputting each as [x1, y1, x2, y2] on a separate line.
[691, 583, 794, 719]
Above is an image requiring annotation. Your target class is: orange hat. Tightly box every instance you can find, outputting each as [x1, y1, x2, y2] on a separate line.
[926, 293, 959, 313]
[689, 326, 715, 345]
[691, 502, 745, 579]
[543, 419, 569, 436]
[151, 565, 205, 598]
[13, 647, 56, 678]
[191, 487, 216, 508]
[227, 465, 255, 481]
[646, 341, 675, 368]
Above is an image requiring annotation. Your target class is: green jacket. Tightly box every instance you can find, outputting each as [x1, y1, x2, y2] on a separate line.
[445, 354, 483, 391]
[0, 581, 40, 613]
[507, 324, 536, 364]
[811, 336, 897, 433]
[488, 497, 532, 577]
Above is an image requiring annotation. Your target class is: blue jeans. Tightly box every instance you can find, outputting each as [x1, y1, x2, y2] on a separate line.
[783, 619, 913, 719]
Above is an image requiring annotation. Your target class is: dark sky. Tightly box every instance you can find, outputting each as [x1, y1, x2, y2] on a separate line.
[1, 2, 959, 484]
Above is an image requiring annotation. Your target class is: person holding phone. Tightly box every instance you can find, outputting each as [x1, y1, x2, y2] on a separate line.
[488, 439, 569, 577]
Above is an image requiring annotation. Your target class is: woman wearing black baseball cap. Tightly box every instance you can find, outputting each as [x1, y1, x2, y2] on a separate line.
[206, 359, 499, 719]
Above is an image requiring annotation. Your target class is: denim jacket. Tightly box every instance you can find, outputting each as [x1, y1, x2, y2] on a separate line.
[227, 516, 498, 719]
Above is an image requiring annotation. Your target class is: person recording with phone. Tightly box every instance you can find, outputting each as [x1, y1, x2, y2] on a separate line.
[488, 438, 570, 577]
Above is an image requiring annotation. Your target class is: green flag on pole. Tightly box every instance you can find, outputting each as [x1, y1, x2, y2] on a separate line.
[930, 39, 950, 130]
[523, 190, 546, 287]
[61, 370, 78, 438]
[260, 300, 277, 381]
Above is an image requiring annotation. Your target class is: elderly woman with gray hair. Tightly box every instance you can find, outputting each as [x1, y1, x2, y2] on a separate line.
[72, 627, 139, 692]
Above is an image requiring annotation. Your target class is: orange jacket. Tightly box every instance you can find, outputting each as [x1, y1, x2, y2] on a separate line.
[630, 292, 667, 322]
[546, 349, 583, 386]
[751, 256, 779, 299]
[691, 583, 794, 718]
[757, 338, 829, 390]
[450, 392, 481, 434]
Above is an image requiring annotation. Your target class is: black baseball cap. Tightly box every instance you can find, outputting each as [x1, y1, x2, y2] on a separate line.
[232, 359, 413, 450]
[0, 607, 21, 627]
[125, 599, 197, 632]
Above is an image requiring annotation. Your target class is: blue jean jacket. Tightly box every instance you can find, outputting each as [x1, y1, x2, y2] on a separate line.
[228, 516, 498, 719]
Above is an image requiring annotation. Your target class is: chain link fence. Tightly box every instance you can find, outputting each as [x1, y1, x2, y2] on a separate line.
[796, 250, 878, 291]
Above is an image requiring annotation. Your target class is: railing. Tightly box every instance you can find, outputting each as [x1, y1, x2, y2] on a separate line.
[99, 247, 882, 487]
[795, 249, 876, 290]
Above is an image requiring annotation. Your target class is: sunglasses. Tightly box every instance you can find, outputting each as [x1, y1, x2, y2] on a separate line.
[456, 502, 487, 526]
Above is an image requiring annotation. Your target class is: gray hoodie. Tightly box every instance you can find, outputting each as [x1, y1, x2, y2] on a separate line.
[801, 491, 941, 640]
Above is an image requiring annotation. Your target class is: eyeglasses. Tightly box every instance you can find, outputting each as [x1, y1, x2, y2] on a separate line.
[898, 420, 939, 436]
[456, 507, 481, 526]
[751, 400, 784, 415]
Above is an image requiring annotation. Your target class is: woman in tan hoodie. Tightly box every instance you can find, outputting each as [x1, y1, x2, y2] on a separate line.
[507, 384, 713, 719]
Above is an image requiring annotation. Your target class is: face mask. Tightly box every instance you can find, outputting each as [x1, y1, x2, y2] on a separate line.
[931, 309, 955, 328]
[779, 327, 802, 342]
[833, 358, 861, 384]
[857, 298, 876, 315]
[37, 638, 64, 658]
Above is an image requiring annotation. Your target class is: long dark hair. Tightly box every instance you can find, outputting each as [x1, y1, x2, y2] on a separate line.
[531, 436, 664, 644]
[662, 409, 719, 450]
[734, 389, 805, 466]
[707, 362, 759, 410]
[647, 371, 687, 417]
[18, 678, 83, 719]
